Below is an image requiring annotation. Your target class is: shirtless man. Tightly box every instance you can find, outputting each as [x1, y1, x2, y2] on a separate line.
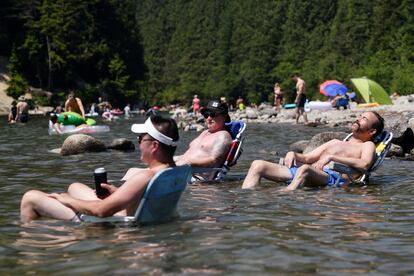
[65, 91, 85, 119]
[242, 111, 384, 190]
[20, 115, 179, 222]
[16, 96, 29, 123]
[292, 73, 308, 124]
[175, 100, 232, 168]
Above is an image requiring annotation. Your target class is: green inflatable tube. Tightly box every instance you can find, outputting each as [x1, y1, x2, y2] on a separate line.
[58, 112, 96, 126]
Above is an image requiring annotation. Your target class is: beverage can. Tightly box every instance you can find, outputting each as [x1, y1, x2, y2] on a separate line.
[94, 167, 109, 198]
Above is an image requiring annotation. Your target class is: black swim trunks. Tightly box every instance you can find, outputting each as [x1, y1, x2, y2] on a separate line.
[297, 94, 307, 108]
[19, 113, 29, 123]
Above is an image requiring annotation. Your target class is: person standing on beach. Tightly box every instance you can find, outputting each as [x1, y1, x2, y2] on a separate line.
[65, 91, 85, 119]
[192, 95, 201, 116]
[292, 73, 308, 124]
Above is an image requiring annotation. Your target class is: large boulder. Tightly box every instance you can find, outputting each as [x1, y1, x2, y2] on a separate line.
[61, 134, 106, 156]
[384, 111, 412, 138]
[245, 107, 259, 119]
[303, 131, 348, 153]
[391, 127, 414, 153]
[106, 138, 135, 151]
[258, 108, 278, 118]
[388, 144, 404, 157]
[289, 140, 309, 153]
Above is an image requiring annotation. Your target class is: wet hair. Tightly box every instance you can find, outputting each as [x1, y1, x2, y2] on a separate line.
[370, 111, 384, 138]
[50, 114, 58, 124]
[150, 115, 179, 157]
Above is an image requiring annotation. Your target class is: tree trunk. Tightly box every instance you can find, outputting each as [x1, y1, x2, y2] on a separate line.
[46, 35, 52, 90]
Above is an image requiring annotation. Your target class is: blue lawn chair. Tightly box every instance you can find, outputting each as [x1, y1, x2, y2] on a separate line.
[192, 121, 246, 182]
[327, 131, 393, 185]
[80, 165, 192, 225]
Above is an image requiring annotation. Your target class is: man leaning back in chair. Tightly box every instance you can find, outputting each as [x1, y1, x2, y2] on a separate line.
[20, 115, 179, 222]
[242, 111, 384, 190]
[174, 100, 232, 168]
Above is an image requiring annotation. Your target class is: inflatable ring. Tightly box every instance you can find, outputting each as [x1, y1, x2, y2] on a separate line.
[305, 101, 333, 112]
[48, 124, 109, 135]
[283, 103, 296, 109]
[58, 112, 96, 126]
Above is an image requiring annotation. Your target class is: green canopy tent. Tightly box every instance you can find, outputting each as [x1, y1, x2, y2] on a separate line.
[350, 78, 392, 105]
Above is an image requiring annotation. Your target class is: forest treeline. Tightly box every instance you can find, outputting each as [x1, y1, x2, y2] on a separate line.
[1, 0, 413, 108]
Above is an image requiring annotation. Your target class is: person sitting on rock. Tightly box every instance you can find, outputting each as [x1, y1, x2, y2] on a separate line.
[242, 111, 384, 190]
[20, 115, 179, 222]
[174, 100, 232, 168]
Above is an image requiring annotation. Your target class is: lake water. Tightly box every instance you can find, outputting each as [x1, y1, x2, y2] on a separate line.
[1, 115, 413, 275]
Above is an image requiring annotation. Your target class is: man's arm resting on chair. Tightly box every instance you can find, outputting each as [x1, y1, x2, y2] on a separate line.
[51, 170, 154, 217]
[317, 141, 376, 172]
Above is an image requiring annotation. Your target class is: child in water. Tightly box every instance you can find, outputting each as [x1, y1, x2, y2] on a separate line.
[49, 114, 88, 135]
[49, 114, 62, 134]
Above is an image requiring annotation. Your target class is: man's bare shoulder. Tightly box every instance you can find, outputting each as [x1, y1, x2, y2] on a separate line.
[363, 140, 376, 149]
[122, 167, 154, 182]
[215, 129, 232, 137]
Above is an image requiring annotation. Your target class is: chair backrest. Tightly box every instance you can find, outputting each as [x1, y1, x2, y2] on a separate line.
[212, 121, 246, 181]
[368, 130, 393, 172]
[343, 130, 393, 183]
[224, 121, 246, 166]
[134, 165, 192, 224]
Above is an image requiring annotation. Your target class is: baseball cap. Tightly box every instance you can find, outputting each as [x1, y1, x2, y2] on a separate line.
[201, 100, 231, 122]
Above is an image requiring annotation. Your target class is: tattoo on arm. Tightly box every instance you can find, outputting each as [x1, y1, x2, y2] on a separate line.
[211, 133, 231, 160]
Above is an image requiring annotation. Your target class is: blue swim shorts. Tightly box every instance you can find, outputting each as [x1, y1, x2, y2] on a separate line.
[288, 166, 345, 187]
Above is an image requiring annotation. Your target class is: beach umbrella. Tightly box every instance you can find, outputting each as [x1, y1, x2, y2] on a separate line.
[350, 78, 392, 105]
[320, 80, 348, 97]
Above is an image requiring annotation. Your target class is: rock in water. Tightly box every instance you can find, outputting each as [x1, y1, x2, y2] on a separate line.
[107, 138, 135, 151]
[61, 134, 106, 156]
[303, 131, 348, 154]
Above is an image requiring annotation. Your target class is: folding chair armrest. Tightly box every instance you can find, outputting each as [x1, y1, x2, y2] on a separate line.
[191, 167, 223, 174]
[325, 162, 357, 175]
[80, 214, 136, 223]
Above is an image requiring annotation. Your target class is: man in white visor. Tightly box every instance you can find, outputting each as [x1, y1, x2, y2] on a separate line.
[20, 115, 179, 222]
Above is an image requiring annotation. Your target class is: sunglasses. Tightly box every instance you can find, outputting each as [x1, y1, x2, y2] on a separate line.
[137, 135, 155, 144]
[202, 111, 217, 119]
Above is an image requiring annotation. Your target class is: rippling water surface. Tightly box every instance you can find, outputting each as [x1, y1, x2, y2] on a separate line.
[1, 115, 413, 275]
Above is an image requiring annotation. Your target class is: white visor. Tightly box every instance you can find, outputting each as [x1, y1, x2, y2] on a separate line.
[131, 117, 178, 147]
